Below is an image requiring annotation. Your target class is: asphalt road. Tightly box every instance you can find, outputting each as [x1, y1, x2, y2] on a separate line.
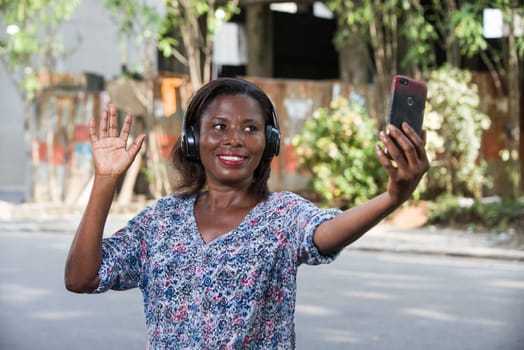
[1, 231, 523, 350]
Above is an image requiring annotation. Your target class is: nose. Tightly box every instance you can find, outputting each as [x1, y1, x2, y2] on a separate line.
[223, 127, 243, 147]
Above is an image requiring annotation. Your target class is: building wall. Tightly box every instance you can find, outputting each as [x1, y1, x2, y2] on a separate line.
[0, 65, 27, 203]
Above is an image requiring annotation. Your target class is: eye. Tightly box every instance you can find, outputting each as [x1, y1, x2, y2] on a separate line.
[244, 125, 259, 133]
[213, 123, 226, 130]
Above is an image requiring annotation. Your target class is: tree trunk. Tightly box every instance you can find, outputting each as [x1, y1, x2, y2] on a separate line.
[507, 16, 521, 197]
[246, 3, 273, 77]
[338, 31, 371, 84]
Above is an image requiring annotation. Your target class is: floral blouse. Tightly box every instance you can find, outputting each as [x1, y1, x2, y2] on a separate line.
[94, 191, 342, 349]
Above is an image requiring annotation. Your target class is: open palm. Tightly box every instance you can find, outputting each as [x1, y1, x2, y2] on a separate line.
[89, 105, 145, 179]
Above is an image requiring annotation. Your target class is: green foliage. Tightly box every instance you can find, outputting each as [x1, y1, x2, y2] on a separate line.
[422, 66, 491, 198]
[328, 0, 523, 79]
[401, 10, 438, 71]
[293, 98, 387, 209]
[159, 0, 239, 90]
[160, 1, 240, 57]
[450, 1, 524, 59]
[105, 0, 163, 40]
[0, 0, 81, 100]
[328, 0, 437, 74]
[104, 0, 164, 75]
[428, 194, 524, 233]
[450, 3, 488, 57]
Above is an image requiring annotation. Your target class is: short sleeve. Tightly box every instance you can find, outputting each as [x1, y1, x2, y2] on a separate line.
[277, 192, 342, 266]
[92, 212, 150, 294]
[296, 207, 342, 265]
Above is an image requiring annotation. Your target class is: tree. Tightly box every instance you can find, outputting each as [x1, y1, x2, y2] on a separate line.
[448, 1, 523, 196]
[328, 0, 523, 197]
[424, 0, 523, 196]
[0, 0, 82, 201]
[0, 0, 81, 99]
[327, 0, 435, 116]
[105, 0, 164, 80]
[104, 0, 171, 200]
[160, 0, 239, 92]
[423, 66, 492, 198]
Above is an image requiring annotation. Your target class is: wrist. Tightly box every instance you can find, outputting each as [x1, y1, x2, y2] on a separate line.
[381, 192, 402, 212]
[92, 174, 121, 192]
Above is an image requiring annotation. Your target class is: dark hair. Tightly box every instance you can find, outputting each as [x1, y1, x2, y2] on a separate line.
[171, 78, 278, 200]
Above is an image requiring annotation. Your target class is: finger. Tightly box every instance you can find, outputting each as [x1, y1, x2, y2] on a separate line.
[127, 134, 146, 160]
[380, 129, 399, 156]
[100, 107, 109, 138]
[375, 143, 398, 178]
[120, 112, 133, 141]
[401, 123, 430, 169]
[89, 118, 98, 142]
[401, 122, 424, 148]
[381, 127, 409, 169]
[109, 104, 118, 137]
[394, 123, 421, 167]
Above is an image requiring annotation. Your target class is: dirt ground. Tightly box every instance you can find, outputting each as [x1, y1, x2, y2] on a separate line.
[385, 202, 429, 229]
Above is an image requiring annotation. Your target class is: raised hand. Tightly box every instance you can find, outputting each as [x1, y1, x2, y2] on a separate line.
[376, 122, 430, 206]
[89, 105, 145, 179]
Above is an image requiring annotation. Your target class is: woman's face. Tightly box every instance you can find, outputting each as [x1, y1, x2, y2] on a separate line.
[199, 94, 266, 189]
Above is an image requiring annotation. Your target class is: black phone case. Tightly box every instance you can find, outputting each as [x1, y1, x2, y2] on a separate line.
[386, 75, 427, 136]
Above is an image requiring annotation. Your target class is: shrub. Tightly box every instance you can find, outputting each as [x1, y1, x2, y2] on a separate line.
[293, 98, 387, 209]
[421, 66, 492, 198]
[428, 194, 524, 233]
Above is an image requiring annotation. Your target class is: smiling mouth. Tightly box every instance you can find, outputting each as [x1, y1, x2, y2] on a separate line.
[218, 155, 246, 161]
[217, 154, 248, 166]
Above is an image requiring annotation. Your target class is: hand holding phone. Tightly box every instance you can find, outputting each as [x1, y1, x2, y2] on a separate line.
[378, 75, 430, 207]
[386, 75, 427, 136]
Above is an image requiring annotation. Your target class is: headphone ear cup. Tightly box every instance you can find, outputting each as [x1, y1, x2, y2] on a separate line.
[183, 124, 200, 160]
[265, 125, 280, 159]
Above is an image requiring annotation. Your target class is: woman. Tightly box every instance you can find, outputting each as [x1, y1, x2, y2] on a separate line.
[65, 78, 429, 349]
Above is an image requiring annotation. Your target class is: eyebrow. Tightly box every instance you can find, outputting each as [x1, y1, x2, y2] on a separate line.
[207, 115, 265, 124]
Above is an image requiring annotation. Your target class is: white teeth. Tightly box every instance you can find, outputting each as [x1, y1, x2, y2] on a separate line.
[220, 155, 244, 161]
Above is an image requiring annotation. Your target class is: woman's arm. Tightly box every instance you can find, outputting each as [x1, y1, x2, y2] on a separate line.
[313, 122, 429, 255]
[64, 105, 144, 293]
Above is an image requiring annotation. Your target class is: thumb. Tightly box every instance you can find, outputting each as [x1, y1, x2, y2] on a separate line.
[128, 134, 146, 160]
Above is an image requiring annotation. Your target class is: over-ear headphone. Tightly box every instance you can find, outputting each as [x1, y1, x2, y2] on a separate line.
[263, 110, 280, 159]
[181, 121, 200, 160]
[180, 81, 281, 161]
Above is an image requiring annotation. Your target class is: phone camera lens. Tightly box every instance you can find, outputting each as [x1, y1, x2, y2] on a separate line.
[400, 78, 408, 85]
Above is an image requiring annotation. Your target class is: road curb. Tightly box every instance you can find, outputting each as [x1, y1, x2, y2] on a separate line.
[2, 220, 523, 262]
[347, 245, 524, 262]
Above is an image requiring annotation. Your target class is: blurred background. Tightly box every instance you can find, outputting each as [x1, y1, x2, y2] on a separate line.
[1, 2, 524, 349]
[1, 1, 523, 237]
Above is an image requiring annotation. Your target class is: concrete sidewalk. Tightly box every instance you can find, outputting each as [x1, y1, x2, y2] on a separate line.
[349, 224, 524, 261]
[1, 201, 524, 262]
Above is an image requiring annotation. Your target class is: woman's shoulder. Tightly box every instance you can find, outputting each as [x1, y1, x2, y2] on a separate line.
[267, 191, 340, 214]
[267, 191, 314, 208]
[269, 190, 303, 201]
[139, 193, 196, 216]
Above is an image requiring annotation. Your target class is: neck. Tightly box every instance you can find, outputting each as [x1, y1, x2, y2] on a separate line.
[198, 186, 257, 209]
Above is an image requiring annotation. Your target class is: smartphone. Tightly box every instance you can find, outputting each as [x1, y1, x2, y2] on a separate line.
[386, 75, 427, 136]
